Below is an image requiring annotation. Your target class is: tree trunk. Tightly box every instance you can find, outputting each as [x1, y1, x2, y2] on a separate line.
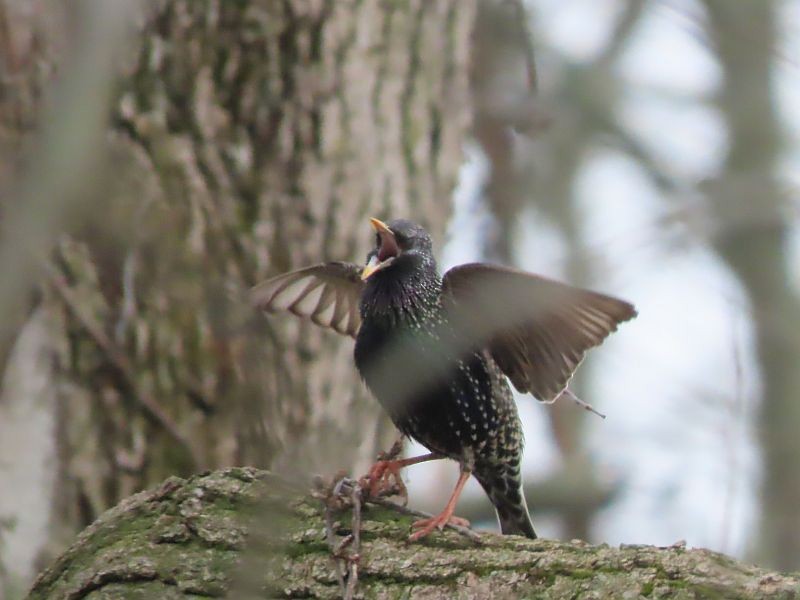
[0, 0, 476, 573]
[702, 0, 800, 570]
[27, 468, 800, 599]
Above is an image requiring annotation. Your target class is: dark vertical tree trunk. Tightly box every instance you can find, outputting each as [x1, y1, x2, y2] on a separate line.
[703, 0, 800, 570]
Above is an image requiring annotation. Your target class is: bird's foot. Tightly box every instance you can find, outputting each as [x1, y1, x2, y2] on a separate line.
[359, 458, 408, 503]
[360, 445, 444, 505]
[408, 513, 471, 541]
[359, 440, 409, 502]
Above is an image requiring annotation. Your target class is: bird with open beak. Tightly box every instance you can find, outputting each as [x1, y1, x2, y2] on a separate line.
[251, 217, 636, 541]
[361, 218, 401, 280]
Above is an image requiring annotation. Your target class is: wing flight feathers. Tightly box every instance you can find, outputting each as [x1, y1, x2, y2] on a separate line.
[250, 262, 364, 338]
[442, 263, 636, 401]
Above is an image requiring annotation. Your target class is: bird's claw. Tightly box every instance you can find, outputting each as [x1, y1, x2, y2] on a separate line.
[359, 440, 409, 502]
[359, 459, 409, 503]
[408, 514, 471, 541]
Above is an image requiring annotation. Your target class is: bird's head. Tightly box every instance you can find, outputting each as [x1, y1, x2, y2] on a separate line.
[361, 218, 435, 282]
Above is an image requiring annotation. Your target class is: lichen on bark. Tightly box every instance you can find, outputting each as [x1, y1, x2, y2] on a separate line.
[28, 468, 800, 599]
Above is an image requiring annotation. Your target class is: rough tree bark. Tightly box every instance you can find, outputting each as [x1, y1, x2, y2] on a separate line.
[0, 0, 475, 569]
[27, 468, 800, 599]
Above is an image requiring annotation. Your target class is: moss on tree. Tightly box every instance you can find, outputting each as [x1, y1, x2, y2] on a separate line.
[28, 468, 800, 599]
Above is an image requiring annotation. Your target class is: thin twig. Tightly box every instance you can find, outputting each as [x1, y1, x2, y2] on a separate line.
[318, 475, 365, 600]
[317, 471, 484, 600]
[0, 0, 19, 74]
[0, 0, 133, 376]
[45, 262, 202, 468]
[719, 315, 745, 553]
[323, 499, 347, 596]
[510, 0, 537, 93]
[317, 471, 485, 599]
[547, 388, 607, 420]
[344, 482, 362, 600]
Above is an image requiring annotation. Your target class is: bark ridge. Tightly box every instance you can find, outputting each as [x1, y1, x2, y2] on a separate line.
[28, 468, 800, 599]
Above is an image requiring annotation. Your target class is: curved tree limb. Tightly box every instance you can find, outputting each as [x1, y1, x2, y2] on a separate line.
[27, 468, 800, 599]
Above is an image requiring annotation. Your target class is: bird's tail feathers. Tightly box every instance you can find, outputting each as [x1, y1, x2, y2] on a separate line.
[474, 469, 537, 539]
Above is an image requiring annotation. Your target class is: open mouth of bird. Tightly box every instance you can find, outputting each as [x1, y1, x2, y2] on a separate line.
[362, 218, 399, 280]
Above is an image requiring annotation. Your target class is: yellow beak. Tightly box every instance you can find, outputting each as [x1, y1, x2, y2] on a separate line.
[369, 217, 391, 235]
[362, 218, 396, 280]
[361, 255, 381, 280]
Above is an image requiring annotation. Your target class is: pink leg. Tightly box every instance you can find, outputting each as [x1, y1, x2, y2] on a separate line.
[408, 469, 472, 542]
[361, 451, 443, 501]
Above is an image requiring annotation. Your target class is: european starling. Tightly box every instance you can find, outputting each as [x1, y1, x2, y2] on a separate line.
[251, 218, 636, 540]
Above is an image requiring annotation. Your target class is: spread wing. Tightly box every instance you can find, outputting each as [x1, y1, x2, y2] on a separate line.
[441, 263, 636, 401]
[249, 262, 365, 338]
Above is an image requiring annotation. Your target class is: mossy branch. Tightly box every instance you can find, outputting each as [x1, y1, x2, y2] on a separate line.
[28, 468, 800, 599]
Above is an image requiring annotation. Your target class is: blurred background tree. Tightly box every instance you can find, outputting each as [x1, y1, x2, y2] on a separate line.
[703, 0, 799, 571]
[1, 0, 799, 596]
[409, 0, 798, 575]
